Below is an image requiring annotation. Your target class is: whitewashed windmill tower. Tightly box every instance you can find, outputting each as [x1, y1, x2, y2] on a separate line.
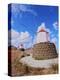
[36, 23, 50, 43]
[33, 23, 58, 59]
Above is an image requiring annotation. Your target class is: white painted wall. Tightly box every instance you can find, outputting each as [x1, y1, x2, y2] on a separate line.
[36, 32, 48, 43]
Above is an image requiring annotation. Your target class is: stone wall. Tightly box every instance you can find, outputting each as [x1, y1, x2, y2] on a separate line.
[33, 42, 58, 60]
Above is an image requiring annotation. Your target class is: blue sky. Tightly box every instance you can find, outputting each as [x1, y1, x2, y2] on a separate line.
[8, 4, 58, 49]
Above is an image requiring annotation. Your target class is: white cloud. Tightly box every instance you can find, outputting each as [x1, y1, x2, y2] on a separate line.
[51, 37, 58, 52]
[11, 19, 14, 27]
[37, 22, 51, 33]
[8, 29, 20, 47]
[8, 29, 32, 48]
[51, 37, 57, 46]
[33, 36, 36, 45]
[8, 29, 19, 39]
[19, 5, 37, 16]
[11, 4, 37, 17]
[20, 31, 30, 41]
[19, 31, 33, 48]
[53, 21, 58, 30]
[37, 23, 45, 32]
[51, 34, 55, 38]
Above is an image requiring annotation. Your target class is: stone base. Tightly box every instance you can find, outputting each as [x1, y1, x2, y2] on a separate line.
[33, 42, 58, 60]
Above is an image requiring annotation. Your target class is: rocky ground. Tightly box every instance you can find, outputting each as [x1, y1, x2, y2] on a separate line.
[8, 46, 58, 76]
[10, 56, 58, 76]
[20, 56, 58, 68]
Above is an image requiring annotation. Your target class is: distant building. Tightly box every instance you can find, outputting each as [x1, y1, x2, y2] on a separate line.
[18, 44, 25, 51]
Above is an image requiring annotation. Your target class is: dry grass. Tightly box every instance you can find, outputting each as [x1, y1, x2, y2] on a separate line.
[25, 64, 58, 75]
[50, 64, 58, 74]
[11, 58, 27, 76]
